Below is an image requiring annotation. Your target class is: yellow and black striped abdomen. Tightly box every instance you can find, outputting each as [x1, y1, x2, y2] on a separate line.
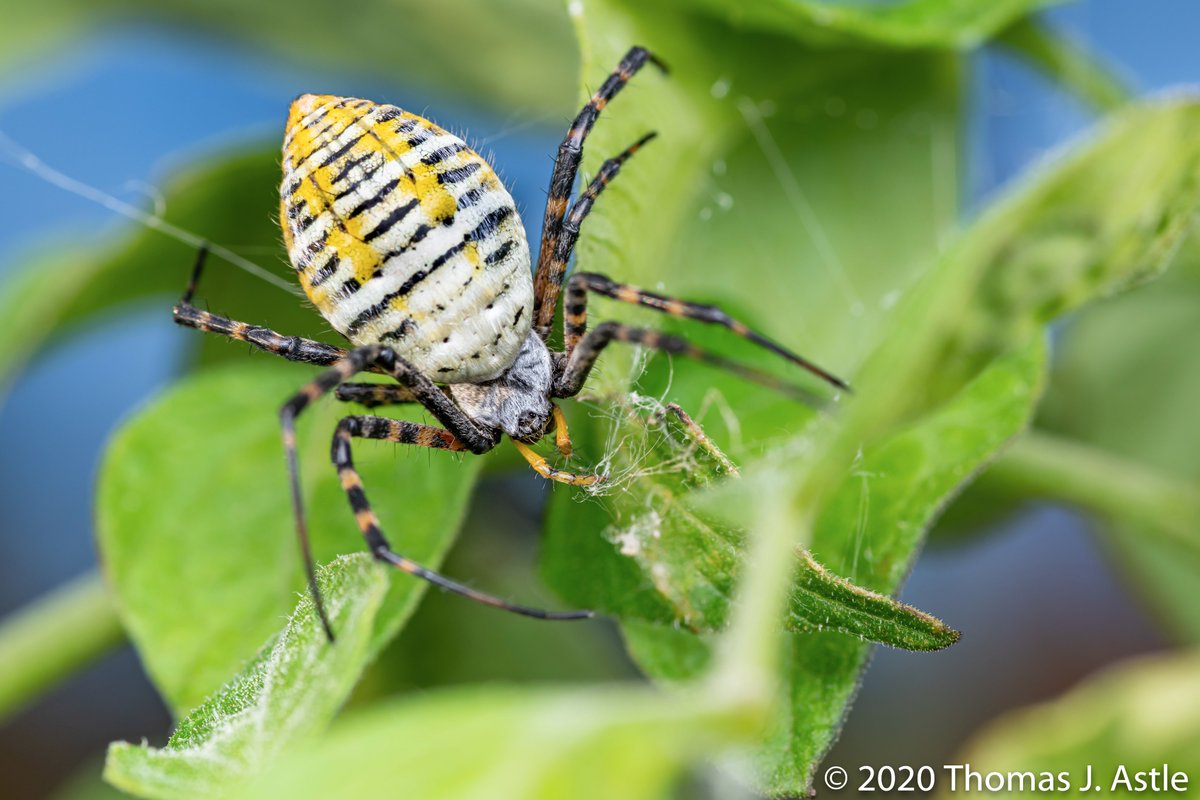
[280, 94, 533, 383]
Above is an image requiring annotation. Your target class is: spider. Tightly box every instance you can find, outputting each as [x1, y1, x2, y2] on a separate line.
[173, 46, 848, 640]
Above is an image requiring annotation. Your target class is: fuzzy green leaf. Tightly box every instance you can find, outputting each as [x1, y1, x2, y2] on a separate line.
[104, 555, 387, 800]
[96, 362, 480, 713]
[617, 339, 1046, 791]
[865, 99, 1200, 428]
[542, 396, 962, 652]
[542, 2, 1200, 792]
[231, 685, 736, 800]
[747, 96, 1200, 793]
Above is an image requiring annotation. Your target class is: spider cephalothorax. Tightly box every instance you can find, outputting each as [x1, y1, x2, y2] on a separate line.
[173, 46, 848, 639]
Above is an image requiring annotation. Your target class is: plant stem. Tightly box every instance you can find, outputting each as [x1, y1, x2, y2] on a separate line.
[709, 489, 811, 711]
[0, 570, 125, 721]
[985, 430, 1200, 556]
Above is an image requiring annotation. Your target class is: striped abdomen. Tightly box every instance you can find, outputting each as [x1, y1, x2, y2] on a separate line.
[280, 94, 533, 383]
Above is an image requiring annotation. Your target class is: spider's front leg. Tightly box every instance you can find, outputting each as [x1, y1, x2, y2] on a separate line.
[553, 272, 849, 403]
[532, 44, 666, 338]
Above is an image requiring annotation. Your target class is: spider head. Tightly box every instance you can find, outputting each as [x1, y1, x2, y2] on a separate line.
[448, 332, 554, 445]
[512, 407, 554, 444]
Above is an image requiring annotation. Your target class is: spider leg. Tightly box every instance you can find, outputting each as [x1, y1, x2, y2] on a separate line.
[561, 272, 850, 392]
[280, 344, 498, 640]
[334, 383, 418, 408]
[173, 245, 349, 366]
[532, 45, 666, 338]
[554, 322, 828, 406]
[512, 441, 603, 486]
[550, 404, 572, 458]
[333, 416, 593, 621]
[533, 132, 657, 338]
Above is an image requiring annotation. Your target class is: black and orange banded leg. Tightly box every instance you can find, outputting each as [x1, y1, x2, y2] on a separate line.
[279, 344, 498, 640]
[334, 383, 418, 408]
[331, 417, 593, 622]
[554, 322, 828, 407]
[534, 132, 657, 327]
[561, 272, 851, 393]
[532, 45, 666, 338]
[173, 246, 350, 367]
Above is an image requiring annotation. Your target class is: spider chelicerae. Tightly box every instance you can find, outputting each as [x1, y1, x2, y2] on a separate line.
[173, 46, 848, 639]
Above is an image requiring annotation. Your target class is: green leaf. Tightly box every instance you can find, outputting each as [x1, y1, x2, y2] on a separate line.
[104, 555, 388, 800]
[537, 0, 1013, 791]
[787, 550, 960, 649]
[750, 96, 1200, 793]
[854, 98, 1200, 434]
[541, 396, 960, 652]
[931, 152, 1200, 642]
[231, 684, 737, 800]
[944, 650, 1200, 800]
[96, 362, 480, 713]
[545, 2, 1200, 790]
[620, 339, 1046, 792]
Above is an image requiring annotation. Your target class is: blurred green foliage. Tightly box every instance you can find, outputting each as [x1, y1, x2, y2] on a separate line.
[96, 364, 480, 713]
[1037, 248, 1200, 641]
[946, 649, 1200, 799]
[1, 0, 577, 115]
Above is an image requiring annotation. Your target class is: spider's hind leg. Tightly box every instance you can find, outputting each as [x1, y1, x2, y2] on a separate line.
[333, 416, 594, 620]
[173, 245, 349, 367]
[533, 131, 657, 337]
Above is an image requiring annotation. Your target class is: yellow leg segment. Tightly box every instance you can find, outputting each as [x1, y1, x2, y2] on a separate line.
[513, 441, 603, 486]
[551, 404, 573, 458]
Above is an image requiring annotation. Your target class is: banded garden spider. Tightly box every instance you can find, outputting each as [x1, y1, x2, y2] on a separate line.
[173, 46, 848, 639]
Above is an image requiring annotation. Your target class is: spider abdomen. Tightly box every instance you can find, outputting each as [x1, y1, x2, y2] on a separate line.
[280, 94, 533, 383]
